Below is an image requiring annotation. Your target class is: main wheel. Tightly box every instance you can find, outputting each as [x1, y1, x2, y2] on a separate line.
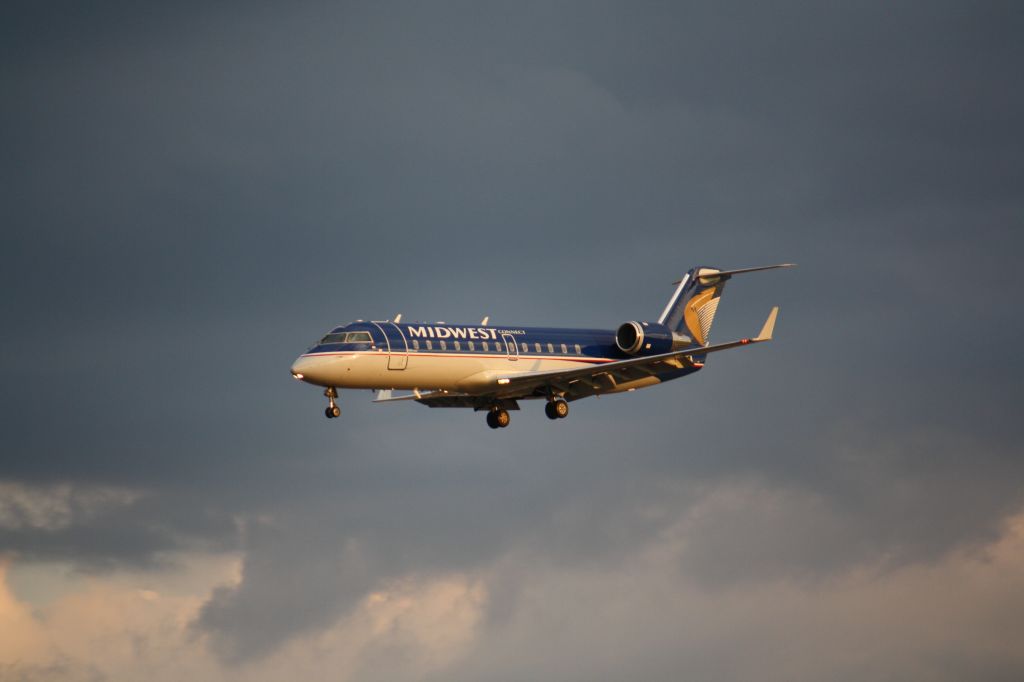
[553, 399, 569, 419]
[486, 411, 499, 429]
[330, 405, 341, 418]
[545, 402, 559, 420]
[325, 406, 336, 419]
[494, 409, 511, 428]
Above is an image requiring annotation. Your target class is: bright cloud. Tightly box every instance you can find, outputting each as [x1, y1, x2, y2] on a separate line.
[3, 490, 1024, 681]
[0, 554, 484, 682]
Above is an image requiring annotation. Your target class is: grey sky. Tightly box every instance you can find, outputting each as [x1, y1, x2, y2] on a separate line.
[2, 1, 1023, 679]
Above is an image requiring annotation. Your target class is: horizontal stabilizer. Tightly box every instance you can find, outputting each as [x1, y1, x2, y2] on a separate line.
[705, 263, 795, 278]
[673, 263, 795, 285]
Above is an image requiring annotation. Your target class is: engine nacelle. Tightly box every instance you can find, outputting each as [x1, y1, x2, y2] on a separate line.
[616, 321, 695, 356]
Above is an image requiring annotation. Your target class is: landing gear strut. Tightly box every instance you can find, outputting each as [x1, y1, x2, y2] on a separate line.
[324, 387, 341, 418]
[486, 407, 511, 429]
[545, 399, 569, 420]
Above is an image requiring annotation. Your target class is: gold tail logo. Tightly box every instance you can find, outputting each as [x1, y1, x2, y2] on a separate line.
[683, 285, 724, 345]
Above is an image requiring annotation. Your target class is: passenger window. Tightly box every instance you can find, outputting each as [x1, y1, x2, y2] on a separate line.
[426, 340, 432, 350]
[560, 343, 567, 354]
[468, 341, 475, 351]
[535, 342, 541, 353]
[521, 342, 528, 353]
[412, 339, 420, 351]
[453, 340, 461, 351]
[547, 343, 554, 353]
[440, 340, 447, 350]
[574, 344, 581, 355]
[482, 341, 489, 352]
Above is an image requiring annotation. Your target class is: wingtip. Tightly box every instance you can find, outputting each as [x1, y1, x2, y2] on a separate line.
[756, 306, 779, 341]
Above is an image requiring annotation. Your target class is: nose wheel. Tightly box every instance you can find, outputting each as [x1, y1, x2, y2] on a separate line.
[545, 399, 569, 420]
[486, 408, 511, 429]
[324, 387, 341, 419]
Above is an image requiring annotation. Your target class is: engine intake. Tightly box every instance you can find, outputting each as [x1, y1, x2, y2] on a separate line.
[616, 321, 646, 354]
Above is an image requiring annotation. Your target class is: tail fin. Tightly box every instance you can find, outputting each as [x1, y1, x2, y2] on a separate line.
[658, 264, 794, 345]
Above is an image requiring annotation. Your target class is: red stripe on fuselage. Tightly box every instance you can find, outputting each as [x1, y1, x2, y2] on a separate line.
[300, 351, 614, 364]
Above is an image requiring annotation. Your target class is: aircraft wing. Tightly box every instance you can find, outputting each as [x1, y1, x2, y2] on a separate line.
[485, 306, 779, 402]
[373, 388, 494, 407]
[373, 388, 481, 407]
[374, 307, 778, 407]
[373, 388, 456, 403]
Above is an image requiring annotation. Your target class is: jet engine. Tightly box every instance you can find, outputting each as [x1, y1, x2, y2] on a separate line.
[615, 321, 695, 355]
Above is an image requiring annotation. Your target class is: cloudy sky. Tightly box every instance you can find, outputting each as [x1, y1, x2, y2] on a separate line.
[2, 1, 1023, 680]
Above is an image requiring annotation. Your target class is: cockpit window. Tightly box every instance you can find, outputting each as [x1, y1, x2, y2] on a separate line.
[320, 331, 373, 344]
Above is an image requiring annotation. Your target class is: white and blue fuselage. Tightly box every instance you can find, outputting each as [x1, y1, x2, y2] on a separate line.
[290, 320, 693, 395]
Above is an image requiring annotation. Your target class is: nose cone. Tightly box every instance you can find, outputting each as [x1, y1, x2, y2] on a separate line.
[290, 355, 328, 384]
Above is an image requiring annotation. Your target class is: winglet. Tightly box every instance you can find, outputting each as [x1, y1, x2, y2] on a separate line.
[755, 306, 779, 342]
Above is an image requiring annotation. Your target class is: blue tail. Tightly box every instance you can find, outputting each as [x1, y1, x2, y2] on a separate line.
[658, 264, 794, 345]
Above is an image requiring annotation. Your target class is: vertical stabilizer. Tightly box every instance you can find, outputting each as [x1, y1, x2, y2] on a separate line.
[658, 264, 793, 345]
[658, 267, 727, 344]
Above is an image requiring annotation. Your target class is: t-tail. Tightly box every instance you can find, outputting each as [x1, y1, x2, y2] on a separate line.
[658, 264, 795, 345]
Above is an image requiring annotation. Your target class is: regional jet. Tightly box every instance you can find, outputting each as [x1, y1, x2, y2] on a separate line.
[290, 264, 792, 428]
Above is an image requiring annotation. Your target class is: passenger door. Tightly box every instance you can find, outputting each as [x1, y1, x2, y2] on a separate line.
[502, 333, 518, 362]
[371, 322, 409, 370]
[385, 323, 409, 370]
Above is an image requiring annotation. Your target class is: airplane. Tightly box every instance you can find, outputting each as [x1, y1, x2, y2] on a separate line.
[290, 264, 793, 428]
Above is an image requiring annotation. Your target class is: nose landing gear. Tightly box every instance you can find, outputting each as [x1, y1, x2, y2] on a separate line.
[486, 407, 511, 429]
[545, 399, 569, 420]
[324, 387, 341, 418]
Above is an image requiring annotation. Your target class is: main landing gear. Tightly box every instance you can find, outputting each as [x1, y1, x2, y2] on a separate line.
[486, 400, 568, 428]
[486, 407, 511, 429]
[324, 387, 341, 419]
[545, 399, 569, 420]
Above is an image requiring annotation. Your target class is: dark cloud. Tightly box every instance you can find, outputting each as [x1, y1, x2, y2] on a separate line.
[2, 0, 1023, 674]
